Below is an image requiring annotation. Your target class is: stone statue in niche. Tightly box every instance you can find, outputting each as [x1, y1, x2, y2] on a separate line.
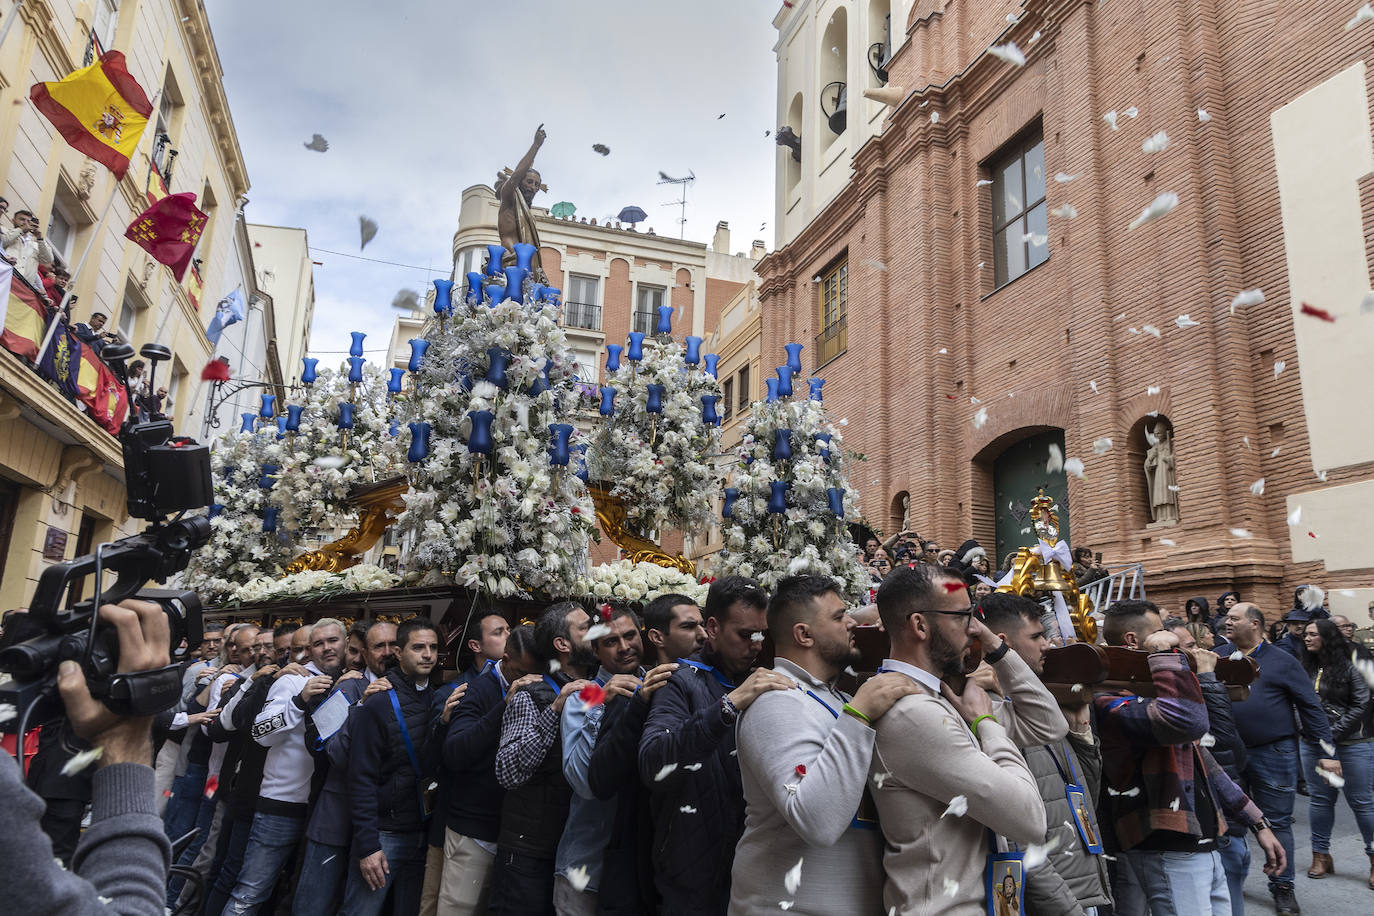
[901, 494, 911, 531]
[1144, 421, 1180, 524]
[76, 160, 97, 201]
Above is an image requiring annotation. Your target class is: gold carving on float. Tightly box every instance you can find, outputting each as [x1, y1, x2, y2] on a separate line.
[284, 478, 409, 574]
[997, 489, 1098, 642]
[587, 482, 696, 577]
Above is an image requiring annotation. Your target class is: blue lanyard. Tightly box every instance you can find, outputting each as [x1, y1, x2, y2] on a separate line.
[541, 674, 561, 693]
[676, 658, 737, 691]
[487, 664, 509, 699]
[1045, 741, 1086, 788]
[387, 690, 428, 820]
[803, 688, 842, 719]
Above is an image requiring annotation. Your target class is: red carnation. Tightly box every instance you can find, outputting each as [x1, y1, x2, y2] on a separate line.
[1300, 302, 1337, 322]
[201, 359, 231, 382]
[599, 603, 613, 621]
[204, 774, 220, 799]
[579, 683, 607, 708]
[795, 764, 807, 777]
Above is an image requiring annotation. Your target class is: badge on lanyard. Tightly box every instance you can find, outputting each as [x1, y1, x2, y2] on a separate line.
[1046, 744, 1104, 855]
[985, 851, 1025, 916]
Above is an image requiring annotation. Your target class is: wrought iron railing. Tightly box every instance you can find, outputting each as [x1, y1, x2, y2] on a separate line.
[631, 309, 655, 335]
[563, 301, 601, 331]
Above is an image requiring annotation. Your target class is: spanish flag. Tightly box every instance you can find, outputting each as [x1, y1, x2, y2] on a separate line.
[29, 51, 153, 181]
[0, 262, 50, 362]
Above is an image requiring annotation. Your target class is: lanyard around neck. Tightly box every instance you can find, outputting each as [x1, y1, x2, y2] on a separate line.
[676, 657, 737, 691]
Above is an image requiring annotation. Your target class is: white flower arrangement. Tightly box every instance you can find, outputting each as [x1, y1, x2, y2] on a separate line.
[575, 560, 709, 606]
[714, 396, 870, 596]
[393, 291, 596, 598]
[586, 336, 722, 536]
[229, 564, 399, 605]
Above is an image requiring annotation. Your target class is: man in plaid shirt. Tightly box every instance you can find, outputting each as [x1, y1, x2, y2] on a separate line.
[1095, 600, 1285, 916]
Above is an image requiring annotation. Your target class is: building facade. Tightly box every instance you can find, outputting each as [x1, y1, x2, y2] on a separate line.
[760, 0, 1374, 616]
[247, 222, 314, 387]
[0, 0, 256, 609]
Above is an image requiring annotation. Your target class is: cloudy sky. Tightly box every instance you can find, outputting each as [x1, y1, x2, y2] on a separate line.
[204, 0, 780, 367]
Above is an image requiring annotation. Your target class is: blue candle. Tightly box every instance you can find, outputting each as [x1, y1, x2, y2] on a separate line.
[337, 403, 355, 429]
[703, 353, 720, 378]
[408, 339, 429, 372]
[485, 347, 511, 388]
[775, 366, 794, 398]
[467, 410, 495, 454]
[503, 266, 528, 304]
[208, 504, 223, 519]
[275, 417, 288, 439]
[548, 423, 574, 466]
[407, 421, 431, 463]
[432, 280, 453, 315]
[262, 507, 279, 532]
[486, 283, 509, 305]
[484, 244, 506, 277]
[605, 344, 623, 373]
[529, 282, 547, 303]
[722, 487, 740, 519]
[814, 432, 832, 462]
[808, 377, 825, 402]
[349, 330, 367, 356]
[827, 487, 846, 518]
[387, 368, 405, 395]
[574, 442, 590, 482]
[784, 342, 804, 374]
[626, 332, 645, 361]
[389, 419, 399, 437]
[544, 286, 562, 303]
[646, 384, 665, 414]
[700, 394, 720, 426]
[258, 464, 278, 489]
[656, 304, 674, 335]
[285, 404, 304, 432]
[465, 272, 486, 305]
[684, 336, 703, 365]
[513, 242, 538, 271]
[301, 357, 318, 385]
[347, 356, 365, 383]
[773, 429, 793, 461]
[768, 481, 790, 514]
[259, 393, 276, 418]
[528, 359, 551, 396]
[599, 386, 617, 416]
[240, 412, 255, 432]
[766, 378, 779, 403]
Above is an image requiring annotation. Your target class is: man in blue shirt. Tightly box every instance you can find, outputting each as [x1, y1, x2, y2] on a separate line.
[1215, 602, 1342, 916]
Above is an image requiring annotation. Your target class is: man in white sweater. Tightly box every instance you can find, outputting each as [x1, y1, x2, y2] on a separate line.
[1, 210, 54, 287]
[869, 564, 1051, 916]
[731, 575, 920, 915]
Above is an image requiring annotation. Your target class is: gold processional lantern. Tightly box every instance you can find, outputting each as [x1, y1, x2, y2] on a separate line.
[996, 488, 1098, 643]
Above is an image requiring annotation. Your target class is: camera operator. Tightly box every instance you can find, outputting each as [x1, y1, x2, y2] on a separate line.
[1, 598, 174, 915]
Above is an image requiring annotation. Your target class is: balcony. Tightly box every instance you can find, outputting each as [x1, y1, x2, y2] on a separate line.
[563, 301, 602, 331]
[814, 315, 847, 366]
[631, 309, 656, 335]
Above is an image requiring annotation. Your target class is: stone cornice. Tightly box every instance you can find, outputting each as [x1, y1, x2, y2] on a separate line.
[176, 0, 249, 199]
[20, 0, 75, 78]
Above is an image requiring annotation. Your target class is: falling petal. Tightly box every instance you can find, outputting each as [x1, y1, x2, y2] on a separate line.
[1045, 443, 1065, 473]
[972, 407, 989, 429]
[780, 903, 795, 912]
[1103, 110, 1119, 130]
[1088, 437, 1113, 456]
[1141, 131, 1169, 153]
[1142, 324, 1162, 338]
[872, 771, 891, 789]
[60, 747, 104, 776]
[1346, 3, 1374, 30]
[1129, 192, 1180, 229]
[683, 762, 703, 771]
[943, 877, 960, 897]
[988, 42, 1026, 66]
[655, 763, 678, 781]
[750, 631, 765, 642]
[1030, 30, 1042, 43]
[931, 111, 940, 123]
[1159, 538, 1177, 547]
[977, 261, 986, 269]
[1006, 12, 1020, 24]
[1229, 528, 1253, 538]
[938, 348, 948, 354]
[1089, 380, 1099, 393]
[359, 215, 379, 250]
[970, 396, 981, 404]
[1200, 732, 1216, 747]
[785, 859, 804, 894]
[863, 258, 889, 271]
[1064, 457, 1085, 478]
[680, 805, 698, 814]
[1198, 108, 1212, 122]
[585, 623, 611, 641]
[1249, 478, 1266, 495]
[1125, 106, 1139, 119]
[1316, 469, 1328, 482]
[1299, 585, 1326, 611]
[391, 288, 421, 311]
[1229, 289, 1265, 313]
[1169, 797, 1181, 811]
[942, 795, 969, 818]
[1147, 385, 1161, 396]
[1175, 314, 1200, 328]
[1273, 360, 1286, 378]
[1316, 768, 1346, 788]
[567, 865, 591, 891]
[1287, 505, 1302, 526]
[1320, 739, 1337, 756]
[977, 179, 994, 187]
[1023, 835, 1063, 871]
[1300, 302, 1338, 322]
[1055, 172, 1079, 183]
[1051, 203, 1078, 219]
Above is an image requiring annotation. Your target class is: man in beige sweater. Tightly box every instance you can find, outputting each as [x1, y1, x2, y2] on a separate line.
[870, 564, 1050, 915]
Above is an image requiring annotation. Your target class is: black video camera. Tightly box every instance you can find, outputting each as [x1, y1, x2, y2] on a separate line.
[0, 343, 214, 737]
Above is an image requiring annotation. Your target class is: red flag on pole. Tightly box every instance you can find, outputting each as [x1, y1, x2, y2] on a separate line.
[125, 192, 207, 281]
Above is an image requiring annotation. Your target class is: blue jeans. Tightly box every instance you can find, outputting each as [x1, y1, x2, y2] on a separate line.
[221, 811, 306, 915]
[339, 830, 428, 916]
[1301, 738, 1374, 855]
[1120, 848, 1231, 916]
[165, 792, 219, 907]
[203, 813, 253, 916]
[163, 761, 207, 840]
[292, 839, 349, 916]
[1216, 834, 1249, 916]
[1244, 737, 1298, 887]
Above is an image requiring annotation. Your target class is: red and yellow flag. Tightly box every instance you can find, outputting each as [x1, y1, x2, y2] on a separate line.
[30, 51, 153, 180]
[126, 192, 207, 282]
[0, 263, 50, 361]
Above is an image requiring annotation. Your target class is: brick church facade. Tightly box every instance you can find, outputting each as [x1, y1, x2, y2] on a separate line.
[758, 0, 1374, 615]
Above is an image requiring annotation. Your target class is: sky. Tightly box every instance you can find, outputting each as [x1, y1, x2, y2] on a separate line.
[204, 0, 781, 368]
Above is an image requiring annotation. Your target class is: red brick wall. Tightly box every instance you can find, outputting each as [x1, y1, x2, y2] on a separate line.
[703, 276, 743, 340]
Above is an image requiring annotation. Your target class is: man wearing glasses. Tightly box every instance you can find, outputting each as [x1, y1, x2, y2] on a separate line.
[867, 564, 1056, 915]
[1332, 614, 1374, 664]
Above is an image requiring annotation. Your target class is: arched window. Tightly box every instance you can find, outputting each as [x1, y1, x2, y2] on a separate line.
[820, 8, 849, 136]
[867, 0, 892, 87]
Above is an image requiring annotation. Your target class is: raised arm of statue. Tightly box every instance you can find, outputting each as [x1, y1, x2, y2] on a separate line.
[505, 124, 546, 197]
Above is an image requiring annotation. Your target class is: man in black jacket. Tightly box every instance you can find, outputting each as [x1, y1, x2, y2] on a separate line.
[636, 577, 791, 915]
[340, 617, 440, 915]
[436, 626, 541, 915]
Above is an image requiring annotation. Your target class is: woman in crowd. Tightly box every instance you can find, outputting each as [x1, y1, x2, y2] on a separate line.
[1298, 618, 1374, 888]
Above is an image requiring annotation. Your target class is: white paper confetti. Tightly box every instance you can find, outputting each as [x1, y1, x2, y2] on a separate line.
[585, 623, 611, 641]
[1230, 651, 1244, 661]
[943, 877, 960, 897]
[1147, 385, 1161, 396]
[1169, 797, 1181, 812]
[1107, 786, 1141, 797]
[942, 795, 969, 818]
[1249, 478, 1266, 495]
[1159, 538, 1177, 547]
[1141, 131, 1169, 153]
[785, 858, 804, 894]
[60, 747, 103, 776]
[1047, 443, 1064, 473]
[1230, 289, 1264, 313]
[972, 407, 988, 429]
[1089, 380, 1099, 394]
[1175, 314, 1200, 328]
[1103, 110, 1119, 131]
[1347, 3, 1374, 30]
[1125, 106, 1139, 119]
[683, 762, 703, 771]
[1129, 192, 1180, 229]
[1273, 360, 1286, 379]
[1321, 739, 1337, 756]
[655, 764, 678, 781]
[1198, 108, 1211, 122]
[1142, 324, 1162, 338]
[1051, 203, 1078, 219]
[988, 42, 1026, 66]
[1200, 732, 1216, 748]
[567, 865, 591, 891]
[1055, 172, 1078, 184]
[1064, 457, 1085, 479]
[1316, 767, 1346, 788]
[1287, 505, 1302, 526]
[680, 805, 698, 814]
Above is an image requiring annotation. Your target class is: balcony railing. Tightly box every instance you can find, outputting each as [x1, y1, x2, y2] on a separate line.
[631, 309, 656, 335]
[814, 315, 847, 366]
[563, 301, 602, 331]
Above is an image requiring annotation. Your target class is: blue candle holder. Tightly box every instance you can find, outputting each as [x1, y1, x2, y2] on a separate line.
[766, 378, 779, 403]
[407, 421, 431, 463]
[285, 404, 304, 432]
[513, 243, 538, 271]
[605, 344, 623, 373]
[275, 417, 288, 439]
[543, 286, 561, 303]
[432, 280, 453, 315]
[262, 507, 279, 532]
[258, 464, 278, 489]
[259, 393, 276, 418]
[626, 332, 645, 361]
[784, 342, 804, 374]
[722, 487, 740, 519]
[773, 428, 793, 461]
[467, 410, 495, 454]
[684, 336, 703, 365]
[645, 384, 665, 414]
[827, 487, 846, 518]
[484, 244, 506, 277]
[814, 432, 832, 462]
[388, 419, 399, 437]
[808, 377, 825, 402]
[337, 403, 355, 429]
[485, 347, 511, 388]
[465, 272, 486, 305]
[700, 394, 720, 426]
[504, 266, 528, 304]
[655, 304, 674, 335]
[703, 354, 720, 378]
[239, 412, 255, 432]
[768, 481, 790, 514]
[574, 442, 590, 482]
[387, 368, 405, 395]
[349, 330, 367, 356]
[599, 386, 617, 416]
[347, 356, 365, 384]
[301, 357, 318, 385]
[548, 423, 574, 466]
[529, 283, 547, 303]
[486, 283, 509, 306]
[776, 366, 794, 398]
[408, 339, 429, 372]
[208, 504, 223, 519]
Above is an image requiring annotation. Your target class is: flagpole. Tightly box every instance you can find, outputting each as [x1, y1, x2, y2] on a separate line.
[0, 1, 26, 52]
[34, 86, 165, 366]
[183, 285, 247, 437]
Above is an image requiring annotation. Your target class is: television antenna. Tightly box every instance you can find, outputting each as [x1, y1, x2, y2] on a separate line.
[657, 169, 696, 238]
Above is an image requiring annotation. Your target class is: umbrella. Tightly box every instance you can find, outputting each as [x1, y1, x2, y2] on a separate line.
[617, 205, 648, 228]
[551, 201, 577, 219]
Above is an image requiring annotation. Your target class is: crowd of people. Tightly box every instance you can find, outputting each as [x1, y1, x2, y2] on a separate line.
[5, 561, 1374, 916]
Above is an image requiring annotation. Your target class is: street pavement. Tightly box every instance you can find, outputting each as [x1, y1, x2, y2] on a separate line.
[1239, 787, 1372, 913]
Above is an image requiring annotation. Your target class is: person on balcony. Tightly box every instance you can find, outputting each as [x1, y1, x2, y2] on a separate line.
[1, 210, 54, 287]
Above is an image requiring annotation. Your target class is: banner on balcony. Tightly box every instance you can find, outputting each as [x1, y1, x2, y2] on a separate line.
[36, 317, 82, 400]
[75, 343, 127, 433]
[125, 191, 207, 282]
[29, 51, 154, 181]
[0, 262, 50, 362]
[146, 165, 169, 207]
